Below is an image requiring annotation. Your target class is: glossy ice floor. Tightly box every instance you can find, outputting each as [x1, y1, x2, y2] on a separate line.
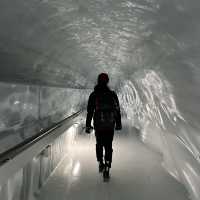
[37, 126, 189, 200]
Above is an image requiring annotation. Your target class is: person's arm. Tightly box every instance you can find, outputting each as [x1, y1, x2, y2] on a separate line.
[113, 92, 122, 130]
[86, 92, 95, 133]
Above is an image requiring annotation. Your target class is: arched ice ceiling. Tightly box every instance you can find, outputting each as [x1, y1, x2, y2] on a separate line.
[1, 0, 200, 126]
[1, 0, 200, 89]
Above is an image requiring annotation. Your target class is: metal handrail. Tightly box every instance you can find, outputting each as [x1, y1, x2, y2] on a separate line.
[0, 110, 82, 165]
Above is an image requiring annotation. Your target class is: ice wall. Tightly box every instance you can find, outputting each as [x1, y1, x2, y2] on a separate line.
[0, 82, 88, 154]
[118, 69, 200, 200]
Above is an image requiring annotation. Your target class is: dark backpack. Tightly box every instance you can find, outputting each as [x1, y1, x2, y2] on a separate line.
[94, 91, 116, 131]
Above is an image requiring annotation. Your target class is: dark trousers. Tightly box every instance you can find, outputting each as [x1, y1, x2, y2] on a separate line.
[95, 130, 114, 168]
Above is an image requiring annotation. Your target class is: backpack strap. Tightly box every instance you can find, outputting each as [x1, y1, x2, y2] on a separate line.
[95, 93, 100, 111]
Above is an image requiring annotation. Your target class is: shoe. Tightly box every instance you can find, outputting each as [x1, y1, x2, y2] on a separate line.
[103, 166, 110, 180]
[99, 162, 105, 173]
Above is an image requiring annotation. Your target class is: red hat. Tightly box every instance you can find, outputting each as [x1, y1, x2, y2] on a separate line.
[98, 73, 109, 84]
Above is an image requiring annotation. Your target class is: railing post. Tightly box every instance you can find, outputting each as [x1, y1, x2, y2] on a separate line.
[0, 183, 9, 200]
[38, 145, 50, 189]
[20, 163, 34, 200]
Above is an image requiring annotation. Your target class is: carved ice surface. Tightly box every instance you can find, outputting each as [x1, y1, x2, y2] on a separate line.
[0, 82, 88, 154]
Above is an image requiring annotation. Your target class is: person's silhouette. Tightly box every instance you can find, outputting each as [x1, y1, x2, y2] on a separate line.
[86, 73, 122, 180]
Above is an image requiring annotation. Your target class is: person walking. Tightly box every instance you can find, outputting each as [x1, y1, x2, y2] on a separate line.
[85, 73, 122, 180]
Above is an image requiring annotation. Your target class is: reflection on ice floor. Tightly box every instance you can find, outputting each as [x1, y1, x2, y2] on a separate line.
[37, 127, 189, 200]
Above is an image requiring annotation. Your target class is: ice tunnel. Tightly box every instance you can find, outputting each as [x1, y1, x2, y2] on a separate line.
[0, 0, 200, 199]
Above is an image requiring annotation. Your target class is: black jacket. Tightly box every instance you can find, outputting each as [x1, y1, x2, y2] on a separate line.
[86, 84, 122, 130]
